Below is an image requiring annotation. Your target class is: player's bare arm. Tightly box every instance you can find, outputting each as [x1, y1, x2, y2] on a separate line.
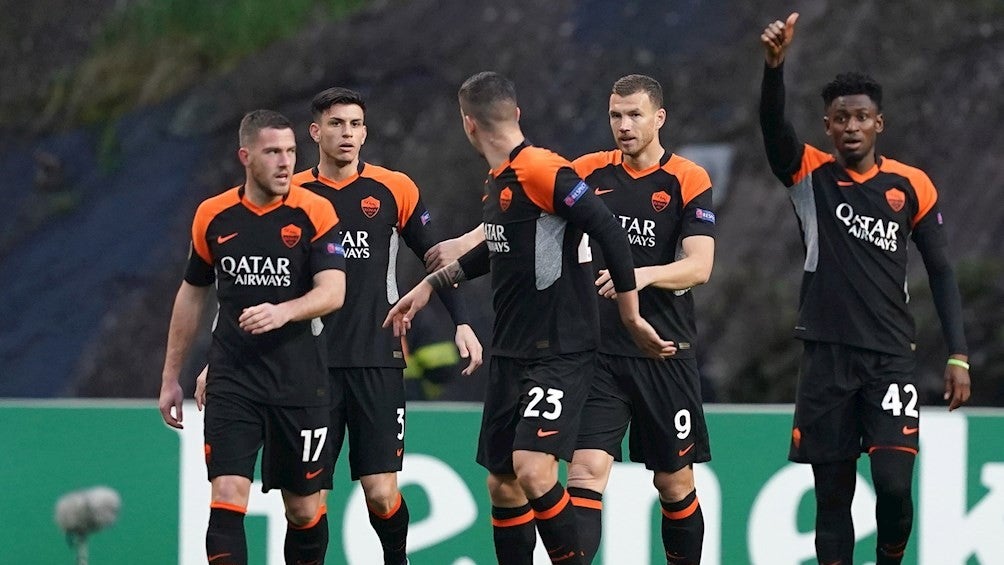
[158, 282, 211, 429]
[239, 268, 345, 335]
[424, 224, 485, 272]
[595, 235, 714, 298]
[761, 12, 799, 67]
[383, 261, 467, 337]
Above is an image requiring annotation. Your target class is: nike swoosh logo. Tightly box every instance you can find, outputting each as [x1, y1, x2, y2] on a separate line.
[902, 426, 919, 435]
[208, 553, 232, 562]
[552, 551, 577, 562]
[594, 188, 614, 195]
[536, 428, 559, 438]
[678, 443, 695, 457]
[396, 448, 403, 457]
[217, 232, 238, 244]
[305, 468, 324, 480]
[836, 180, 854, 187]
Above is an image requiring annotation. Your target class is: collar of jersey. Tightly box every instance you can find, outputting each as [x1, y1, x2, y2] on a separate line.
[843, 156, 882, 184]
[620, 149, 671, 179]
[238, 184, 287, 215]
[311, 161, 364, 189]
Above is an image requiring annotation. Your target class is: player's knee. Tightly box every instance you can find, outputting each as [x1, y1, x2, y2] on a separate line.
[210, 475, 251, 506]
[653, 468, 695, 503]
[870, 450, 915, 502]
[487, 473, 525, 506]
[361, 474, 400, 512]
[284, 495, 322, 526]
[567, 452, 611, 491]
[513, 463, 557, 498]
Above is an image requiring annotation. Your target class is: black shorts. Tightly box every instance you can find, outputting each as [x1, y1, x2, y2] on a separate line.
[329, 367, 406, 480]
[203, 393, 332, 495]
[576, 353, 711, 473]
[790, 341, 919, 464]
[476, 351, 595, 475]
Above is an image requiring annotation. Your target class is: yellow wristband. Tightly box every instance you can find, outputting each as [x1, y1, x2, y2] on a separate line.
[947, 358, 970, 370]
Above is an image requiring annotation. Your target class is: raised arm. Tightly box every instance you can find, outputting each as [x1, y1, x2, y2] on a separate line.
[759, 12, 806, 185]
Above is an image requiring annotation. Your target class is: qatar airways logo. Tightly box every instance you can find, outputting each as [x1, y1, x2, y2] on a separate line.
[484, 223, 510, 253]
[618, 215, 656, 247]
[220, 255, 291, 287]
[835, 203, 900, 252]
[340, 230, 371, 259]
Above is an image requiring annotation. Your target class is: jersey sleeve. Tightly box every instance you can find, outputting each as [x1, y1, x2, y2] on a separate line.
[184, 200, 217, 286]
[304, 197, 346, 275]
[760, 62, 809, 186]
[551, 166, 637, 293]
[457, 240, 491, 281]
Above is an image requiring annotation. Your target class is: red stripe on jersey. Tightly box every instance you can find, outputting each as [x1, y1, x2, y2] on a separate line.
[191, 187, 241, 264]
[360, 164, 421, 230]
[663, 154, 713, 206]
[511, 147, 573, 214]
[284, 185, 340, 242]
[880, 157, 939, 227]
[792, 144, 835, 185]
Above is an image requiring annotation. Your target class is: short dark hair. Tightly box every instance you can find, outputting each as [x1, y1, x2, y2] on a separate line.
[238, 109, 293, 147]
[458, 71, 518, 129]
[821, 72, 883, 111]
[612, 74, 664, 108]
[311, 87, 366, 120]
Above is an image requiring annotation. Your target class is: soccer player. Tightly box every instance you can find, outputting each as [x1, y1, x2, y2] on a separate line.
[158, 109, 346, 565]
[566, 74, 715, 565]
[293, 87, 482, 565]
[759, 13, 971, 565]
[385, 71, 675, 565]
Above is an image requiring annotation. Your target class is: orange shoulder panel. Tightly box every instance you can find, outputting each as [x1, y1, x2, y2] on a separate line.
[191, 187, 241, 263]
[792, 144, 835, 185]
[572, 150, 619, 179]
[362, 164, 420, 229]
[286, 185, 340, 242]
[664, 154, 712, 205]
[880, 158, 939, 226]
[513, 147, 573, 214]
[291, 168, 318, 187]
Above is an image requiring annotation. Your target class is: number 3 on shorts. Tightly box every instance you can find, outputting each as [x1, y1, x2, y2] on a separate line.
[881, 383, 919, 418]
[523, 387, 564, 420]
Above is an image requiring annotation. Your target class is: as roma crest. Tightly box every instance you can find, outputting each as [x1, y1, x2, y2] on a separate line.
[500, 187, 513, 212]
[361, 196, 381, 219]
[281, 224, 302, 248]
[885, 188, 906, 212]
[651, 190, 671, 212]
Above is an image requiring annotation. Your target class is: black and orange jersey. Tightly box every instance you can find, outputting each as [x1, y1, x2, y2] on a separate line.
[457, 142, 637, 359]
[185, 184, 345, 406]
[760, 64, 963, 355]
[573, 150, 715, 359]
[293, 162, 467, 368]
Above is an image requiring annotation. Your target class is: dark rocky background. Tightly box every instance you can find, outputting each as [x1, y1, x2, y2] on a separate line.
[1, 0, 1001, 405]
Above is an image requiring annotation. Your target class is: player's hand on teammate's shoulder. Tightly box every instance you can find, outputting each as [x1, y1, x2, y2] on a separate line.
[455, 324, 483, 376]
[944, 357, 971, 411]
[761, 12, 799, 67]
[239, 302, 292, 334]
